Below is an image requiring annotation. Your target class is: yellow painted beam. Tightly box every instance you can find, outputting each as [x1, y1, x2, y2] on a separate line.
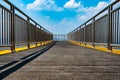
[30, 45, 36, 48]
[15, 46, 28, 52]
[0, 50, 11, 55]
[37, 43, 41, 46]
[0, 40, 53, 55]
[112, 49, 120, 54]
[69, 40, 120, 55]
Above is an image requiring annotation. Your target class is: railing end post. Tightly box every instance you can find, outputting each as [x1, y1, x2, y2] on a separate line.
[11, 46, 15, 53]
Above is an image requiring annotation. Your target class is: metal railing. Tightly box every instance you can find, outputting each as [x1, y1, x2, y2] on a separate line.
[68, 0, 120, 50]
[0, 0, 53, 52]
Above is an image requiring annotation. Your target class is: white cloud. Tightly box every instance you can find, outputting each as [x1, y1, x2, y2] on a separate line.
[78, 15, 86, 21]
[20, 4, 24, 7]
[78, 0, 120, 22]
[26, 0, 63, 11]
[78, 1, 109, 22]
[64, 0, 81, 9]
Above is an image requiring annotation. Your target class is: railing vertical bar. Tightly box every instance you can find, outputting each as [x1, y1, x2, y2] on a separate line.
[115, 11, 117, 44]
[35, 23, 37, 47]
[84, 24, 86, 45]
[3, 9, 5, 45]
[117, 10, 120, 44]
[112, 11, 115, 44]
[27, 18, 30, 49]
[117, 10, 119, 44]
[6, 10, 7, 44]
[108, 6, 113, 50]
[10, 5, 15, 52]
[9, 11, 11, 45]
[2, 8, 4, 45]
[92, 18, 95, 47]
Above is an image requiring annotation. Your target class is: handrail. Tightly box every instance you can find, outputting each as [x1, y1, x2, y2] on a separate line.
[68, 0, 120, 50]
[68, 0, 119, 34]
[0, 0, 53, 52]
[3, 0, 52, 34]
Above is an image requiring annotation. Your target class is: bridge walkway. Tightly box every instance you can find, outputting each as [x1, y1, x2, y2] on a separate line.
[2, 41, 120, 80]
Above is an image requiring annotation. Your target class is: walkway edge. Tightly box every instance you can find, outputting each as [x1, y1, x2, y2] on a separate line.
[0, 41, 56, 79]
[69, 40, 120, 55]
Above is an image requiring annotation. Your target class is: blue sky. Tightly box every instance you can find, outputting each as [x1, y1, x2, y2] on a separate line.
[0, 0, 115, 34]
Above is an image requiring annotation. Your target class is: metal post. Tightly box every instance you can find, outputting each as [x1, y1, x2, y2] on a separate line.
[40, 27, 43, 42]
[74, 31, 75, 41]
[76, 30, 78, 41]
[92, 18, 95, 47]
[84, 23, 86, 46]
[10, 5, 15, 53]
[52, 34, 53, 41]
[40, 27, 42, 43]
[108, 6, 112, 50]
[43, 29, 45, 42]
[35, 23, 37, 47]
[27, 18, 30, 49]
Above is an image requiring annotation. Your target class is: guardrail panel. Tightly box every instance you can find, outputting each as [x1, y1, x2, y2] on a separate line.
[95, 15, 108, 43]
[0, 1, 53, 52]
[15, 15, 28, 44]
[68, 1, 120, 50]
[0, 6, 11, 46]
[112, 8, 120, 44]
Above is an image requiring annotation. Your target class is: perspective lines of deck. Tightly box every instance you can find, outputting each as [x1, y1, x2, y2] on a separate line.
[4, 42, 120, 80]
